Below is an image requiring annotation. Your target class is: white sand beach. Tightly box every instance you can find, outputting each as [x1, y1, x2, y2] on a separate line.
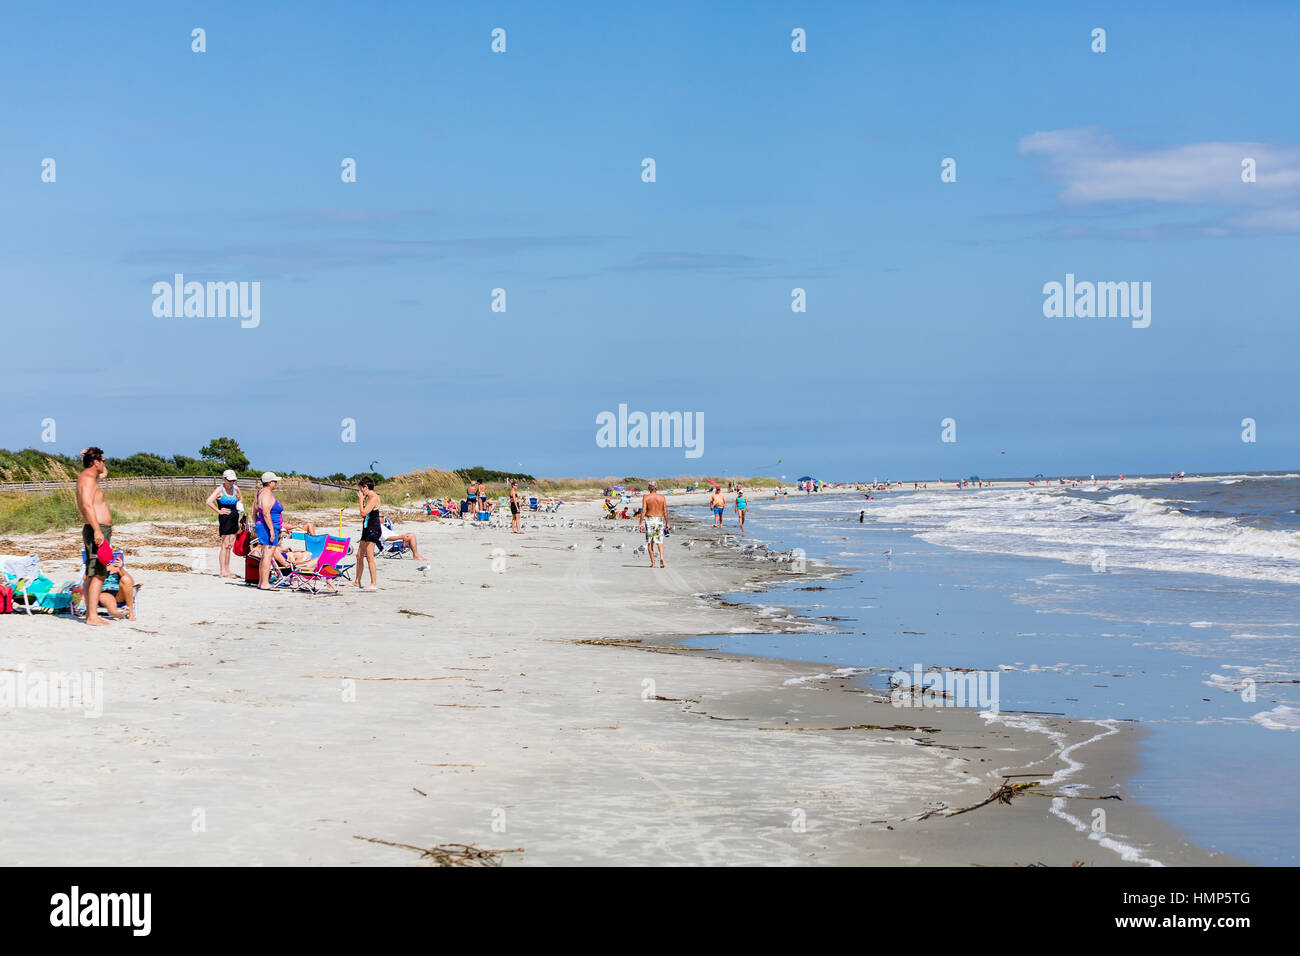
[0, 492, 1235, 866]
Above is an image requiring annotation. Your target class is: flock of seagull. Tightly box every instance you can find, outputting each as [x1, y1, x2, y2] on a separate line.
[459, 514, 806, 564]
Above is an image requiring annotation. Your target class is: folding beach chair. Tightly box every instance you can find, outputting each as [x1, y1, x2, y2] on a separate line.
[3, 554, 83, 615]
[2, 554, 76, 615]
[76, 547, 144, 617]
[287, 536, 351, 594]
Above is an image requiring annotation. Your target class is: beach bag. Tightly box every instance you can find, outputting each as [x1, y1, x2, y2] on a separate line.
[233, 528, 251, 557]
[0, 582, 12, 613]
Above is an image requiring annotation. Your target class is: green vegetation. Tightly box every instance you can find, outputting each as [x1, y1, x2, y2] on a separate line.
[0, 480, 356, 534]
[0, 442, 386, 485]
[0, 448, 79, 482]
[455, 466, 537, 484]
[199, 437, 249, 472]
[0, 448, 787, 533]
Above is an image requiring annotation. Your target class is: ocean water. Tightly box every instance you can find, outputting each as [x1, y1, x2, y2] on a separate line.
[681, 476, 1300, 865]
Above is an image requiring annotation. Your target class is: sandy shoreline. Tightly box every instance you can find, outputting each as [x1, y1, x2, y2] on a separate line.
[0, 491, 1239, 865]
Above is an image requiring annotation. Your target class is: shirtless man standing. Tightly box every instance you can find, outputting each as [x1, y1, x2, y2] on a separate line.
[638, 481, 670, 568]
[76, 447, 120, 626]
[709, 486, 726, 528]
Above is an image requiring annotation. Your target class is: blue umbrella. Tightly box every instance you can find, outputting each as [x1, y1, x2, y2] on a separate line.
[797, 476, 813, 483]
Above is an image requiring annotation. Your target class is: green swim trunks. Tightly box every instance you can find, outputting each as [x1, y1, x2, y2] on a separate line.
[82, 523, 114, 578]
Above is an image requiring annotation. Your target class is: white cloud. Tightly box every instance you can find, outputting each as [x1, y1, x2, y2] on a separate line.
[1018, 127, 1300, 204]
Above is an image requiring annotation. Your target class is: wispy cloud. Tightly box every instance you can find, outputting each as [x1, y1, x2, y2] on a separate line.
[248, 208, 441, 226]
[1018, 127, 1300, 235]
[127, 235, 606, 275]
[608, 252, 763, 273]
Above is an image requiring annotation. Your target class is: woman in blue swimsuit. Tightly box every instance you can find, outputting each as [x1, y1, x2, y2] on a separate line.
[255, 472, 283, 590]
[735, 488, 748, 534]
[205, 468, 244, 578]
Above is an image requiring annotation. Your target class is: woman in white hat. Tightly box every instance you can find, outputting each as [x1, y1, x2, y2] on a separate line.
[205, 469, 244, 578]
[254, 472, 283, 590]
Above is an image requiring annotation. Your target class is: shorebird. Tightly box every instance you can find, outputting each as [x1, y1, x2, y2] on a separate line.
[567, 543, 578, 550]
[883, 548, 893, 558]
[613, 543, 624, 550]
[416, 563, 429, 577]
[681, 540, 692, 548]
[593, 543, 603, 551]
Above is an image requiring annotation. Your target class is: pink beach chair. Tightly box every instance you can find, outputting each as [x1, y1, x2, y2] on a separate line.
[286, 536, 351, 594]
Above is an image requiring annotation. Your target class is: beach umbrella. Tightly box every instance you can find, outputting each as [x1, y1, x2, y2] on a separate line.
[797, 476, 812, 483]
[968, 475, 980, 481]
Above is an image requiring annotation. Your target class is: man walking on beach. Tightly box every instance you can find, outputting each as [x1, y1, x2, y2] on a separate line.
[709, 486, 726, 528]
[76, 447, 121, 626]
[639, 481, 669, 568]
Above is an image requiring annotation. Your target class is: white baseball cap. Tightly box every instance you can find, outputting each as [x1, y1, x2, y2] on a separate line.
[222, 469, 238, 481]
[261, 472, 280, 484]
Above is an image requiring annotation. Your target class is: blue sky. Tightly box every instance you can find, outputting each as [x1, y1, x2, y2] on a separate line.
[3, 1, 1298, 480]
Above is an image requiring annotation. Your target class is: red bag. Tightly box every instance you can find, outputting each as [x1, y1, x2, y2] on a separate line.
[0, 583, 13, 614]
[233, 529, 250, 557]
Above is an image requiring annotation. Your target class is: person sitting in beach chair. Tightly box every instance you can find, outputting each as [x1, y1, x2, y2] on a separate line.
[280, 536, 350, 594]
[273, 540, 321, 573]
[73, 547, 139, 619]
[378, 516, 426, 560]
[99, 563, 138, 620]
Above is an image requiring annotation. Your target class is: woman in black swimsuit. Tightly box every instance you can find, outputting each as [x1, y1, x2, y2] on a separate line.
[509, 481, 522, 534]
[355, 477, 382, 590]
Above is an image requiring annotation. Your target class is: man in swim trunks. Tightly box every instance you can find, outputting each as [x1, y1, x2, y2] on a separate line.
[638, 481, 669, 568]
[355, 477, 382, 590]
[709, 487, 726, 527]
[76, 447, 120, 626]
